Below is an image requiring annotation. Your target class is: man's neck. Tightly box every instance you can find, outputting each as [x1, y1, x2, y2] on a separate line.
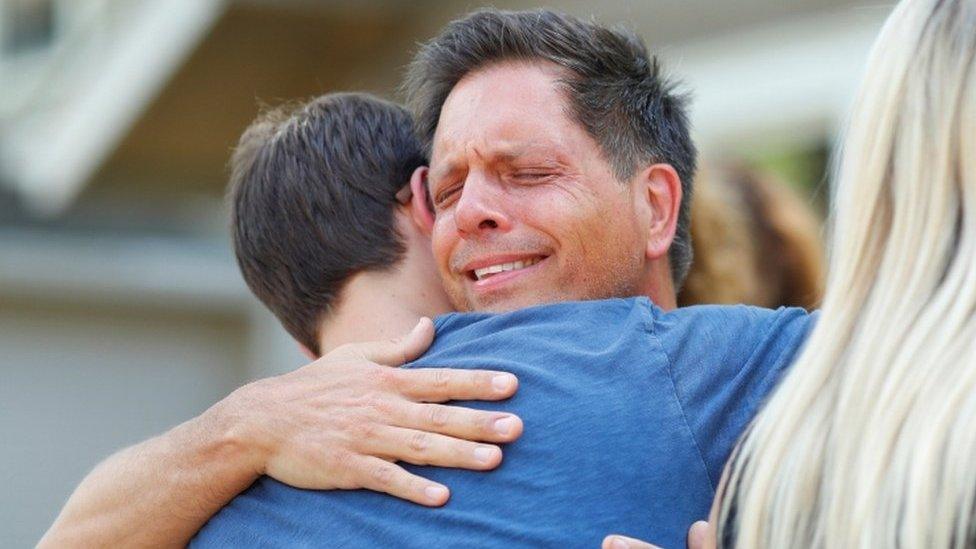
[316, 270, 446, 355]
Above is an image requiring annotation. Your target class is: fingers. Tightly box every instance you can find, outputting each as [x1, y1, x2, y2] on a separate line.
[353, 456, 450, 507]
[398, 402, 523, 443]
[356, 317, 436, 366]
[394, 368, 518, 402]
[602, 535, 661, 549]
[687, 521, 713, 549]
[366, 426, 504, 470]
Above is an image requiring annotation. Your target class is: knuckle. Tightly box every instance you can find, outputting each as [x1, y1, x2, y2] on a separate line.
[432, 368, 451, 389]
[408, 431, 431, 454]
[375, 367, 400, 390]
[480, 414, 497, 435]
[475, 371, 495, 390]
[327, 449, 354, 472]
[359, 391, 387, 414]
[330, 413, 356, 438]
[352, 419, 378, 441]
[370, 394, 394, 416]
[325, 452, 359, 488]
[370, 462, 397, 487]
[426, 405, 450, 428]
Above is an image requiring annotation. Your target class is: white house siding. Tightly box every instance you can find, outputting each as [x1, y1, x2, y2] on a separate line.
[0, 300, 249, 547]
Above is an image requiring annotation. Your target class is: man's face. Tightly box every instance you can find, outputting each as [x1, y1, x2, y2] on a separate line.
[427, 61, 651, 312]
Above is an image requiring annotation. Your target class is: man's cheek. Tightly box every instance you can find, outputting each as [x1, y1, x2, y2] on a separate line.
[430, 224, 452, 266]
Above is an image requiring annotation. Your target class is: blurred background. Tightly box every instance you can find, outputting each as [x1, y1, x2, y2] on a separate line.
[0, 0, 891, 545]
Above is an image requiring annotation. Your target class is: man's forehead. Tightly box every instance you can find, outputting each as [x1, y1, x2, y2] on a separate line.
[432, 62, 570, 134]
[426, 60, 583, 180]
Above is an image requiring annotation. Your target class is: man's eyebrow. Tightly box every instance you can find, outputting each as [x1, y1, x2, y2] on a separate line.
[492, 143, 543, 161]
[495, 143, 573, 165]
[428, 160, 462, 186]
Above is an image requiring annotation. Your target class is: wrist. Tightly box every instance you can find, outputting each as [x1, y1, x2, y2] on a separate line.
[195, 383, 272, 479]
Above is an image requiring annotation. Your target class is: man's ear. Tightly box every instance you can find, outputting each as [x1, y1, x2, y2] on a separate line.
[638, 163, 683, 261]
[409, 166, 435, 236]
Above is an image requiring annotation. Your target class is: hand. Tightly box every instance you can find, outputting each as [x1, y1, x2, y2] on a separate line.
[219, 318, 523, 506]
[687, 520, 713, 549]
[601, 535, 660, 549]
[602, 520, 711, 549]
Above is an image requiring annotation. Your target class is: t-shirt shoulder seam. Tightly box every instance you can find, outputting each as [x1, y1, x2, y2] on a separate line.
[643, 304, 717, 491]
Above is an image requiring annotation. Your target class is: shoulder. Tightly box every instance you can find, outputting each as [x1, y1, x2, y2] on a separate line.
[651, 304, 815, 372]
[656, 303, 813, 342]
[432, 297, 653, 340]
[415, 298, 657, 367]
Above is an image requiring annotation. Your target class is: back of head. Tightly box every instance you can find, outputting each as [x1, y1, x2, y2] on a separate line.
[403, 8, 698, 286]
[229, 93, 425, 356]
[720, 0, 976, 546]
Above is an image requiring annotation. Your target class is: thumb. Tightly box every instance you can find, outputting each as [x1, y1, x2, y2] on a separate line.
[687, 521, 713, 549]
[359, 317, 435, 366]
[602, 535, 661, 549]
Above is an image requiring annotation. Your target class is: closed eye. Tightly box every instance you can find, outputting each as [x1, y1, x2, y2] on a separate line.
[511, 171, 556, 183]
[434, 184, 462, 209]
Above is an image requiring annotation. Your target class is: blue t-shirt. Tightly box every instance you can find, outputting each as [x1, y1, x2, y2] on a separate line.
[193, 298, 814, 548]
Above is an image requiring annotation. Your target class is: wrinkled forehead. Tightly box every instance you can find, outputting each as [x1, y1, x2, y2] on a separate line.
[431, 61, 569, 150]
[429, 62, 582, 171]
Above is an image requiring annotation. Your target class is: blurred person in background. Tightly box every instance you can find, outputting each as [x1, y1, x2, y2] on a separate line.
[679, 165, 824, 310]
[607, 0, 976, 547]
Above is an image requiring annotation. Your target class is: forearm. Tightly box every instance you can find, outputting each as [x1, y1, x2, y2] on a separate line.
[38, 321, 521, 546]
[40, 397, 263, 548]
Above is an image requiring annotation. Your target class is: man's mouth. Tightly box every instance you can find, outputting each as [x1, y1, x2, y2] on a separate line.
[461, 254, 548, 282]
[470, 257, 543, 281]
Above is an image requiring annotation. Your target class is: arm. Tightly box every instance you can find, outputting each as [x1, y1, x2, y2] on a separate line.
[40, 319, 522, 548]
[38, 404, 262, 549]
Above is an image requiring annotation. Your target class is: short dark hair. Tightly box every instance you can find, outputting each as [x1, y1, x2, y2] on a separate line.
[229, 93, 425, 355]
[404, 8, 697, 285]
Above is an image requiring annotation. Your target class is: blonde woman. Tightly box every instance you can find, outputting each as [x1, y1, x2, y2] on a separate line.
[608, 0, 976, 546]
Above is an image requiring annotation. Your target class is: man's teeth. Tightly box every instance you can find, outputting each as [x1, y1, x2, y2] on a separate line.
[473, 258, 541, 281]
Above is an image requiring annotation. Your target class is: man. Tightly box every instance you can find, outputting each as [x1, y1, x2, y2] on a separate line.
[192, 9, 812, 548]
[44, 9, 813, 548]
[41, 94, 524, 548]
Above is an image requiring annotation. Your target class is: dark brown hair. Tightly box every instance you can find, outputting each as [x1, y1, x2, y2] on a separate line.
[229, 93, 425, 355]
[403, 8, 697, 285]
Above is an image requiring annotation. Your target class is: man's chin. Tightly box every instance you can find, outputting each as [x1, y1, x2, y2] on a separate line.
[460, 290, 565, 313]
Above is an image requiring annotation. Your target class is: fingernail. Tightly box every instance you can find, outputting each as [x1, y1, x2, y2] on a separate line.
[474, 446, 495, 463]
[424, 485, 448, 502]
[492, 374, 515, 392]
[611, 538, 629, 549]
[494, 416, 516, 435]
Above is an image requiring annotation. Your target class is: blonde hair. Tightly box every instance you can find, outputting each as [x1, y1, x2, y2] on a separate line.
[719, 0, 976, 547]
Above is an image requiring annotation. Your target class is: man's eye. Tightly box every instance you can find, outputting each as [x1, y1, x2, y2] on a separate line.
[512, 171, 553, 182]
[434, 186, 461, 207]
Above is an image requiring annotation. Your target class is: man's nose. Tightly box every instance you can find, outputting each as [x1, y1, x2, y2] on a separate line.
[453, 175, 511, 237]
